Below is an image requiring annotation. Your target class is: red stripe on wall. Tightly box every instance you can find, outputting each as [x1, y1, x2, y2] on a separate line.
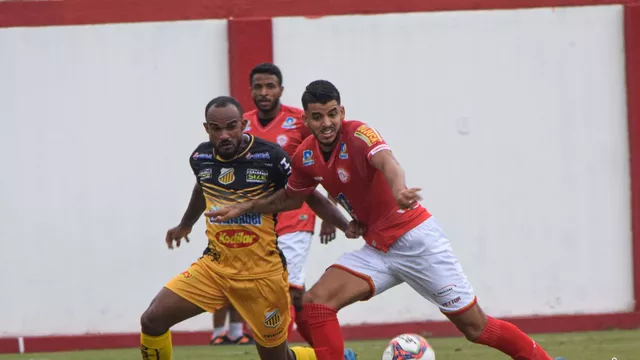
[227, 18, 273, 113]
[1, 312, 639, 354]
[0, 0, 638, 28]
[625, 3, 640, 312]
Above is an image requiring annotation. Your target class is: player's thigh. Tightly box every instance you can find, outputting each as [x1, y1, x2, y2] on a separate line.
[227, 271, 291, 347]
[152, 258, 228, 322]
[388, 217, 477, 315]
[141, 287, 205, 336]
[306, 245, 402, 310]
[278, 231, 313, 288]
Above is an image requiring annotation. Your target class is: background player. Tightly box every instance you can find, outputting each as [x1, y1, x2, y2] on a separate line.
[140, 95, 358, 360]
[206, 81, 555, 360]
[210, 63, 339, 345]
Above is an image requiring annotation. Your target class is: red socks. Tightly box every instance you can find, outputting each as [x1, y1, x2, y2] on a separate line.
[301, 303, 344, 360]
[474, 316, 552, 360]
[288, 305, 296, 340]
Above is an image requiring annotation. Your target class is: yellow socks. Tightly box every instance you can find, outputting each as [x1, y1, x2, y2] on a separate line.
[140, 331, 172, 360]
[291, 346, 317, 360]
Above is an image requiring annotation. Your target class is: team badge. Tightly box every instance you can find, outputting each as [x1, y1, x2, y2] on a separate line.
[302, 150, 314, 166]
[218, 168, 235, 185]
[277, 134, 288, 146]
[264, 309, 282, 328]
[337, 168, 350, 183]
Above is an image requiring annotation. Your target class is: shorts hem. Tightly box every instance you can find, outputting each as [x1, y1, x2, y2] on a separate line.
[162, 285, 214, 313]
[253, 328, 290, 348]
[440, 296, 478, 316]
[328, 264, 376, 301]
[289, 283, 305, 291]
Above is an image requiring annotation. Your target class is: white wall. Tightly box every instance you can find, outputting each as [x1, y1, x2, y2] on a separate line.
[274, 5, 633, 325]
[0, 4, 633, 337]
[0, 20, 229, 336]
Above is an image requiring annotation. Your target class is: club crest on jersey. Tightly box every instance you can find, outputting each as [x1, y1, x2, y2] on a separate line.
[337, 168, 350, 183]
[282, 117, 296, 129]
[354, 124, 383, 146]
[277, 134, 288, 146]
[302, 150, 314, 166]
[264, 309, 282, 328]
[339, 142, 348, 159]
[218, 168, 235, 185]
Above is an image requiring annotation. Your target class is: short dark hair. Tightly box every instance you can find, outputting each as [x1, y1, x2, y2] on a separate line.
[204, 96, 243, 116]
[249, 63, 283, 86]
[301, 80, 341, 110]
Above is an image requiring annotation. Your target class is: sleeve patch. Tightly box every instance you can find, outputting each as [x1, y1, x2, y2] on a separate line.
[354, 124, 383, 146]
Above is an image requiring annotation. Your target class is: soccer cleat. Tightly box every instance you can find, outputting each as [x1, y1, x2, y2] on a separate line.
[343, 348, 357, 360]
[209, 332, 235, 345]
[233, 333, 256, 345]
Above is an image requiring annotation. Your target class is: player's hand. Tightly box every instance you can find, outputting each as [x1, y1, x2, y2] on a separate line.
[344, 220, 366, 239]
[204, 203, 249, 223]
[165, 225, 192, 250]
[319, 221, 337, 244]
[395, 187, 423, 210]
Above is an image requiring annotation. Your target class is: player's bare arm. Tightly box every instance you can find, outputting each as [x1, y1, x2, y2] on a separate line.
[165, 182, 206, 249]
[303, 191, 350, 233]
[370, 149, 423, 209]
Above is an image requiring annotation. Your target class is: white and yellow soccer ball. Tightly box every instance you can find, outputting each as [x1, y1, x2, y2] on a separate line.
[381, 334, 436, 360]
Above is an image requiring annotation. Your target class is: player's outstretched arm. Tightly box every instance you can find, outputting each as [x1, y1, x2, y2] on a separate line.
[204, 188, 307, 222]
[304, 191, 349, 233]
[165, 182, 206, 249]
[370, 150, 422, 209]
[180, 183, 207, 228]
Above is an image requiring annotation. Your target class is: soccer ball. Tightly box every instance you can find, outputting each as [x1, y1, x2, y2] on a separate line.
[381, 334, 435, 360]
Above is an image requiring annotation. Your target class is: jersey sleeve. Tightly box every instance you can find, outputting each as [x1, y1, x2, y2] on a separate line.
[272, 146, 293, 190]
[285, 148, 319, 197]
[352, 123, 391, 162]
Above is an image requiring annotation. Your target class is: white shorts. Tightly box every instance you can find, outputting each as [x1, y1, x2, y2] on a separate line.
[278, 231, 313, 289]
[333, 217, 477, 314]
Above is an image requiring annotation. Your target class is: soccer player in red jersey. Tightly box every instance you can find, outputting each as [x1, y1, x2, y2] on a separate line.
[206, 80, 555, 360]
[209, 64, 338, 345]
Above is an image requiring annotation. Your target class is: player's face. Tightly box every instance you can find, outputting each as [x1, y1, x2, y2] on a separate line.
[251, 74, 283, 113]
[304, 100, 344, 150]
[203, 104, 248, 159]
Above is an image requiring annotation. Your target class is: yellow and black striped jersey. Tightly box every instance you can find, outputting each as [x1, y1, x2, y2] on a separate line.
[190, 134, 293, 279]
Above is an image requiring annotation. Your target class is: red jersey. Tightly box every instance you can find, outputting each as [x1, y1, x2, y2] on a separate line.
[285, 120, 431, 252]
[243, 105, 316, 236]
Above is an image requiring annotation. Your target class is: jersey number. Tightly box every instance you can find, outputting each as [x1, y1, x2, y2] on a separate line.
[335, 193, 357, 220]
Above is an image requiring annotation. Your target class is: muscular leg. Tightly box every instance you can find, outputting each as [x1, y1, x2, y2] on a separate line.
[299, 267, 379, 360]
[140, 287, 205, 359]
[445, 304, 553, 360]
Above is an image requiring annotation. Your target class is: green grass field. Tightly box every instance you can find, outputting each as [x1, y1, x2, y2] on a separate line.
[1, 329, 637, 360]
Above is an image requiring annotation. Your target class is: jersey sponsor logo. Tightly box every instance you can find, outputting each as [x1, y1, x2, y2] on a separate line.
[246, 152, 270, 160]
[434, 284, 457, 298]
[354, 124, 383, 146]
[193, 152, 213, 160]
[302, 150, 314, 166]
[264, 309, 282, 328]
[209, 206, 263, 225]
[180, 270, 193, 279]
[339, 142, 348, 159]
[314, 176, 324, 181]
[218, 168, 235, 185]
[198, 168, 212, 180]
[214, 229, 259, 248]
[276, 134, 288, 146]
[337, 168, 350, 183]
[246, 168, 269, 183]
[281, 117, 296, 129]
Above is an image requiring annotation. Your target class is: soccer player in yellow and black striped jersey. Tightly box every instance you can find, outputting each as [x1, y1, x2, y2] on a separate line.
[139, 96, 357, 360]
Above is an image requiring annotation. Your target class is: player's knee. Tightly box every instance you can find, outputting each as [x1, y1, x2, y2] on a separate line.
[140, 306, 167, 336]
